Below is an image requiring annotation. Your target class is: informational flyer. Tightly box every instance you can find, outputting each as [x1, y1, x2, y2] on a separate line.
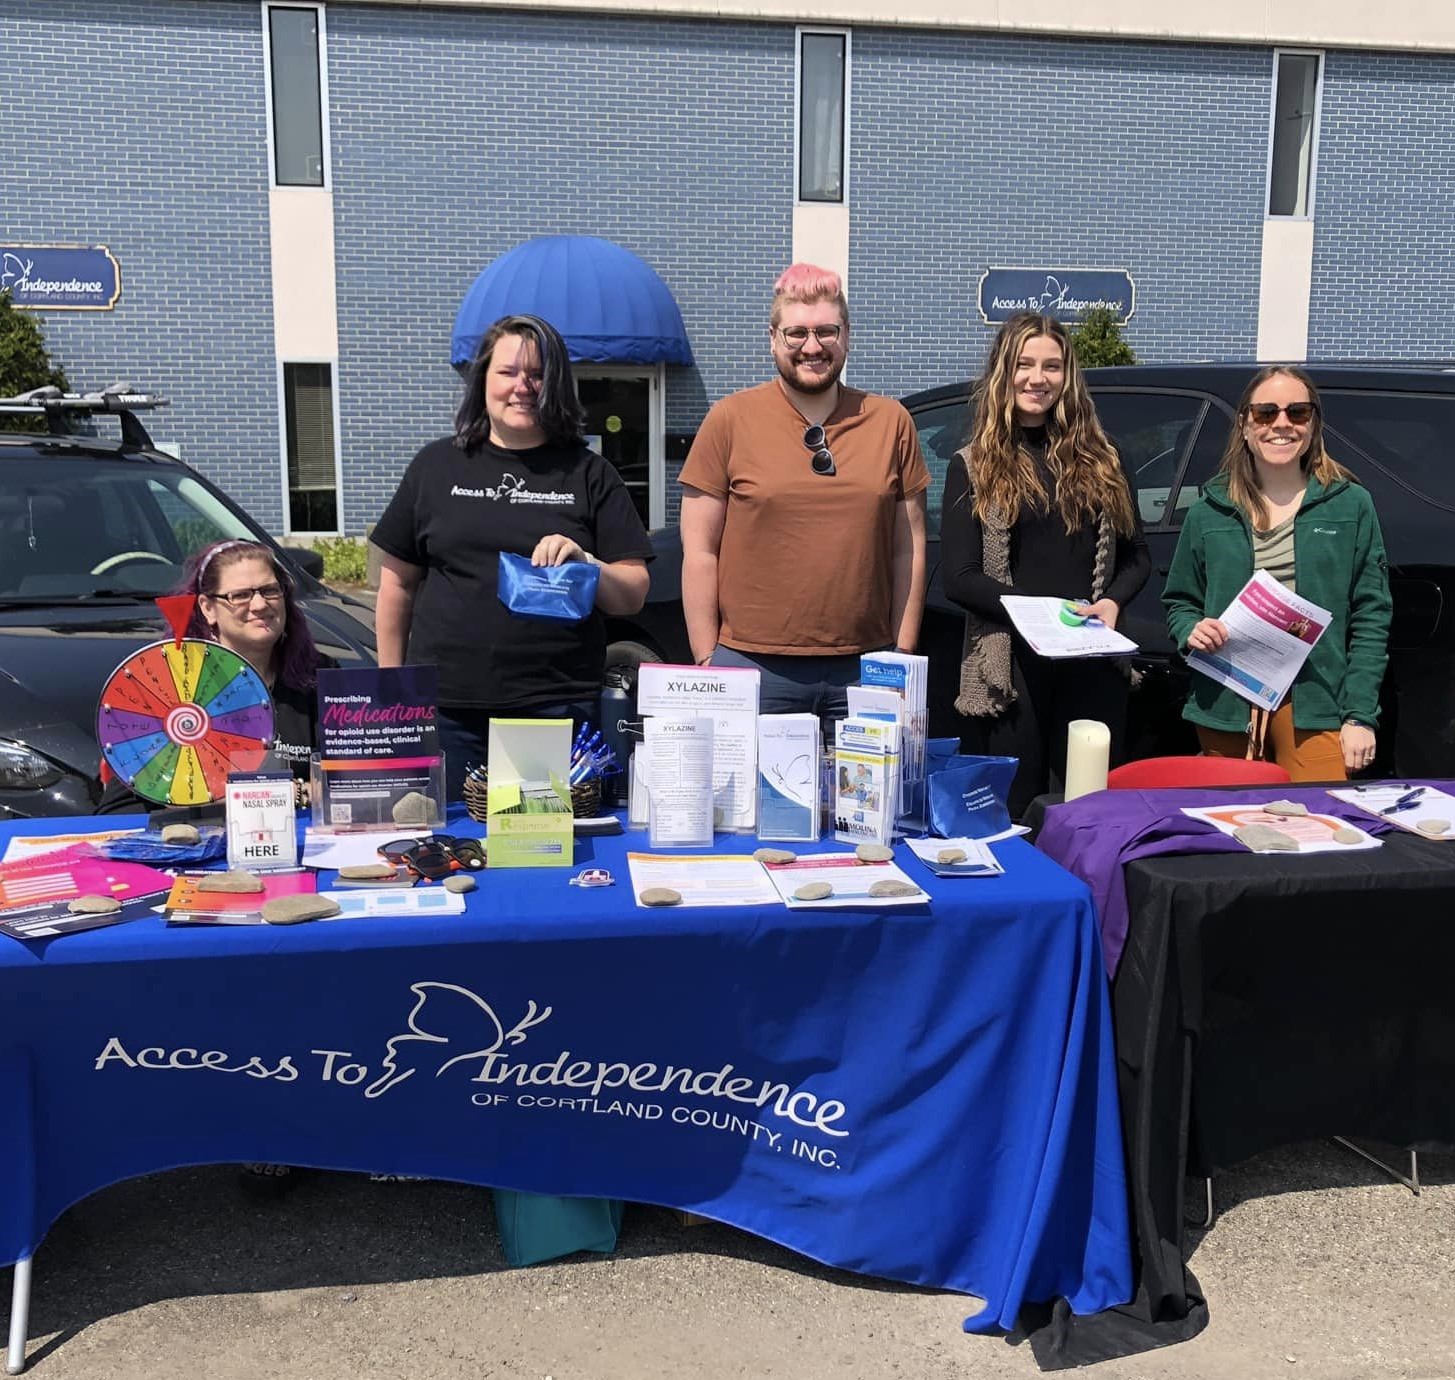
[1184, 572, 1330, 711]
[643, 716, 715, 848]
[904, 836, 1004, 878]
[1181, 803, 1380, 853]
[0, 855, 172, 940]
[760, 852, 928, 909]
[999, 596, 1140, 659]
[637, 663, 759, 831]
[625, 852, 780, 908]
[315, 666, 443, 830]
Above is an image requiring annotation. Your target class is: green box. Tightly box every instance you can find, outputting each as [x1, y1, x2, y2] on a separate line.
[485, 718, 575, 868]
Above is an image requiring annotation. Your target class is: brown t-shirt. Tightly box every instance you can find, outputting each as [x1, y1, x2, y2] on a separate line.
[680, 381, 930, 655]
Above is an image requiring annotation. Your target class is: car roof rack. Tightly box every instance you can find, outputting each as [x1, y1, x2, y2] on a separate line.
[0, 383, 169, 449]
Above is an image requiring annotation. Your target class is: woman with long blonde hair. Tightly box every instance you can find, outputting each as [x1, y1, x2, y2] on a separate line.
[941, 312, 1149, 815]
[1164, 365, 1391, 777]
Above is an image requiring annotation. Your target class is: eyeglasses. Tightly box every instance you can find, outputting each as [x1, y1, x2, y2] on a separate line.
[378, 834, 486, 880]
[777, 324, 842, 348]
[1246, 402, 1317, 426]
[802, 424, 836, 476]
[211, 582, 285, 610]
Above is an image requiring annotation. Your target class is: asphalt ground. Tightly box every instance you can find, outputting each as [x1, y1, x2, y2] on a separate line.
[4, 1139, 1451, 1379]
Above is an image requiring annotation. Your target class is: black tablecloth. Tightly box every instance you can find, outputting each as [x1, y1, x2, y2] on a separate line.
[1025, 793, 1455, 1364]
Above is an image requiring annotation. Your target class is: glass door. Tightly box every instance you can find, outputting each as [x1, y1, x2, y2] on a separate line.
[576, 366, 664, 529]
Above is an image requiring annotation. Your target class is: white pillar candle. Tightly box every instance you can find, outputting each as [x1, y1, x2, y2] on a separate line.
[1064, 719, 1110, 801]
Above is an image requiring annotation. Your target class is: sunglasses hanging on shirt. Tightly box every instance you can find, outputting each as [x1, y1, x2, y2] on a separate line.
[802, 423, 836, 476]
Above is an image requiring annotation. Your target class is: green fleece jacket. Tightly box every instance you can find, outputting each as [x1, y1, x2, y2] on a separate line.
[1162, 472, 1392, 732]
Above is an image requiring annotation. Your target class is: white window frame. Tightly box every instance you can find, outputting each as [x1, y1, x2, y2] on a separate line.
[277, 356, 345, 536]
[261, 1, 333, 191]
[1263, 47, 1324, 221]
[794, 26, 852, 206]
[574, 363, 666, 530]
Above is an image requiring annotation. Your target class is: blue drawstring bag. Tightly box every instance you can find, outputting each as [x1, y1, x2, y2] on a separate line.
[927, 755, 1018, 840]
[498, 551, 600, 623]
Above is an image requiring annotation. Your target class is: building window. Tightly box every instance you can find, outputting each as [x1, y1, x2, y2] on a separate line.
[283, 362, 338, 532]
[797, 29, 849, 203]
[1267, 50, 1322, 217]
[266, 4, 327, 187]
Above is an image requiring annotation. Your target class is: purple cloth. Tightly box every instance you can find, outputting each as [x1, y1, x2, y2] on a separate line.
[1034, 784, 1440, 978]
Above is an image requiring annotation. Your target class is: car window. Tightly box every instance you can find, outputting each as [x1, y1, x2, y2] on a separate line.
[908, 400, 969, 535]
[1318, 391, 1455, 511]
[0, 455, 260, 599]
[1090, 391, 1207, 530]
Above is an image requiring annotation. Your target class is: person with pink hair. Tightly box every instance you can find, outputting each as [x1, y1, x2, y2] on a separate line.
[679, 264, 929, 716]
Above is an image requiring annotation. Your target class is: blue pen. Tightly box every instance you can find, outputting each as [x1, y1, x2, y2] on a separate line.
[1383, 787, 1425, 814]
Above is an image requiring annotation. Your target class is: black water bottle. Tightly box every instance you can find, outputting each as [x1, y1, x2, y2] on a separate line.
[599, 669, 635, 808]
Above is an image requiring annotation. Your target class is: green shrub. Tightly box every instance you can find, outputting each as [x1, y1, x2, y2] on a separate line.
[311, 536, 369, 585]
[1070, 306, 1137, 368]
[0, 291, 69, 433]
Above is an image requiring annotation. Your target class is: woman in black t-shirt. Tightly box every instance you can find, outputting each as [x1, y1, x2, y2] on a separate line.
[371, 314, 652, 799]
[99, 540, 330, 813]
[940, 313, 1149, 817]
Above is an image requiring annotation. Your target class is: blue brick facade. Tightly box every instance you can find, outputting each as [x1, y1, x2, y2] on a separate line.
[0, 0, 281, 526]
[1307, 49, 1455, 358]
[3, 4, 1448, 537]
[848, 30, 1267, 393]
[324, 5, 792, 533]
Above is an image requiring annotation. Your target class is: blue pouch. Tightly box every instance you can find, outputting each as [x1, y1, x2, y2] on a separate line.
[96, 827, 227, 865]
[927, 755, 1018, 840]
[497, 551, 600, 623]
[492, 1189, 624, 1267]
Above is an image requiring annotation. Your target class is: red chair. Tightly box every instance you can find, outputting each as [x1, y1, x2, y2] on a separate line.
[1106, 755, 1291, 790]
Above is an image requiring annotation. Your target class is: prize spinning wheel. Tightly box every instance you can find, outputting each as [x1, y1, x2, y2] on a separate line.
[97, 638, 275, 806]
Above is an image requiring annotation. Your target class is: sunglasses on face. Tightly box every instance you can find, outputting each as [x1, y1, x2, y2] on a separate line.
[778, 324, 842, 347]
[1246, 402, 1317, 426]
[211, 582, 285, 610]
[802, 423, 836, 476]
[378, 834, 486, 880]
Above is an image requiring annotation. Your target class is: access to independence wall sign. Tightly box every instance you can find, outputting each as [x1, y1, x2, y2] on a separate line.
[0, 244, 121, 310]
[978, 267, 1134, 325]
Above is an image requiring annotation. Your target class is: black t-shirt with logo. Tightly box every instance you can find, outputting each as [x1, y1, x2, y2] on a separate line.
[370, 436, 653, 708]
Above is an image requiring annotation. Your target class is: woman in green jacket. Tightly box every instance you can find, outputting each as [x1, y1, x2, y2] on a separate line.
[1163, 365, 1391, 779]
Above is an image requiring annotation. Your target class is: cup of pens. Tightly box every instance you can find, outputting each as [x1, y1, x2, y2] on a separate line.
[567, 723, 618, 817]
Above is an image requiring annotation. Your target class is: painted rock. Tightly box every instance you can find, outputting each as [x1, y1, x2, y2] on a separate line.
[1261, 800, 1309, 817]
[198, 870, 265, 894]
[68, 894, 121, 915]
[338, 862, 399, 880]
[161, 823, 200, 845]
[640, 886, 682, 908]
[855, 843, 894, 863]
[753, 848, 797, 865]
[392, 791, 438, 826]
[443, 873, 476, 893]
[792, 881, 834, 901]
[261, 895, 341, 925]
[1233, 823, 1299, 852]
[868, 879, 921, 898]
[936, 848, 968, 865]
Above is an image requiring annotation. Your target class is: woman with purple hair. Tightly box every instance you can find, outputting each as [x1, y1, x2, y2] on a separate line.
[99, 538, 333, 811]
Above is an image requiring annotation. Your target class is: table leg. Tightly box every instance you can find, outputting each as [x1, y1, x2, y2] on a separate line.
[1332, 1138, 1421, 1195]
[5, 1255, 31, 1376]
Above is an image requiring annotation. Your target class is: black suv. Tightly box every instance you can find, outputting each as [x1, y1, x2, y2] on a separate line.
[612, 364, 1455, 775]
[0, 389, 376, 816]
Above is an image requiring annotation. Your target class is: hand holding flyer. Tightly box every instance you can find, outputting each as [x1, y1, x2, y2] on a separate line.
[1184, 571, 1330, 710]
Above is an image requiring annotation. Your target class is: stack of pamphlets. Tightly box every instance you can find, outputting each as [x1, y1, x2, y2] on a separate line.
[834, 716, 900, 846]
[858, 652, 928, 823]
[757, 714, 820, 842]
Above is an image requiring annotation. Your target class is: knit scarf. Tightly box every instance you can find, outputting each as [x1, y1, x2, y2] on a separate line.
[954, 449, 1116, 719]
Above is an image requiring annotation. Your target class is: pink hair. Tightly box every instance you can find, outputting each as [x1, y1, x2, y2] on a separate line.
[771, 263, 849, 327]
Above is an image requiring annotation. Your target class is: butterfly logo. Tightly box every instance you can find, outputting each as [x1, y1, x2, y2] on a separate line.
[1, 253, 34, 293]
[364, 982, 552, 1098]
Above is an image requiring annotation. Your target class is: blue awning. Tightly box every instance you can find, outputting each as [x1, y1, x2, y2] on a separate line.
[451, 236, 694, 368]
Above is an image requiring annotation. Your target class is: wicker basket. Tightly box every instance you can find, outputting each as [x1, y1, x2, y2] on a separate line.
[462, 772, 601, 824]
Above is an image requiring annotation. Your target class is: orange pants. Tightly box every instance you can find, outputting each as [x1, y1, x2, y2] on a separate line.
[1196, 700, 1347, 782]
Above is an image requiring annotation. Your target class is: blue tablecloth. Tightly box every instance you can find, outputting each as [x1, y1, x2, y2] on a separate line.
[0, 814, 1131, 1336]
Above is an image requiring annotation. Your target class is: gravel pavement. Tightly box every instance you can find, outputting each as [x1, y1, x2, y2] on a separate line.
[4, 1140, 1451, 1379]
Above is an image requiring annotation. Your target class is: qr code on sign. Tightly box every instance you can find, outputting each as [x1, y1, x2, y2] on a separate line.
[330, 802, 353, 824]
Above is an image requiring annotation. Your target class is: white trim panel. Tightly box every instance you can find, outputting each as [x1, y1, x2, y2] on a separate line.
[1255, 217, 1315, 363]
[269, 189, 340, 358]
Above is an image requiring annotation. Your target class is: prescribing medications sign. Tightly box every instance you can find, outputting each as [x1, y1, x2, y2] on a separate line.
[0, 245, 121, 310]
